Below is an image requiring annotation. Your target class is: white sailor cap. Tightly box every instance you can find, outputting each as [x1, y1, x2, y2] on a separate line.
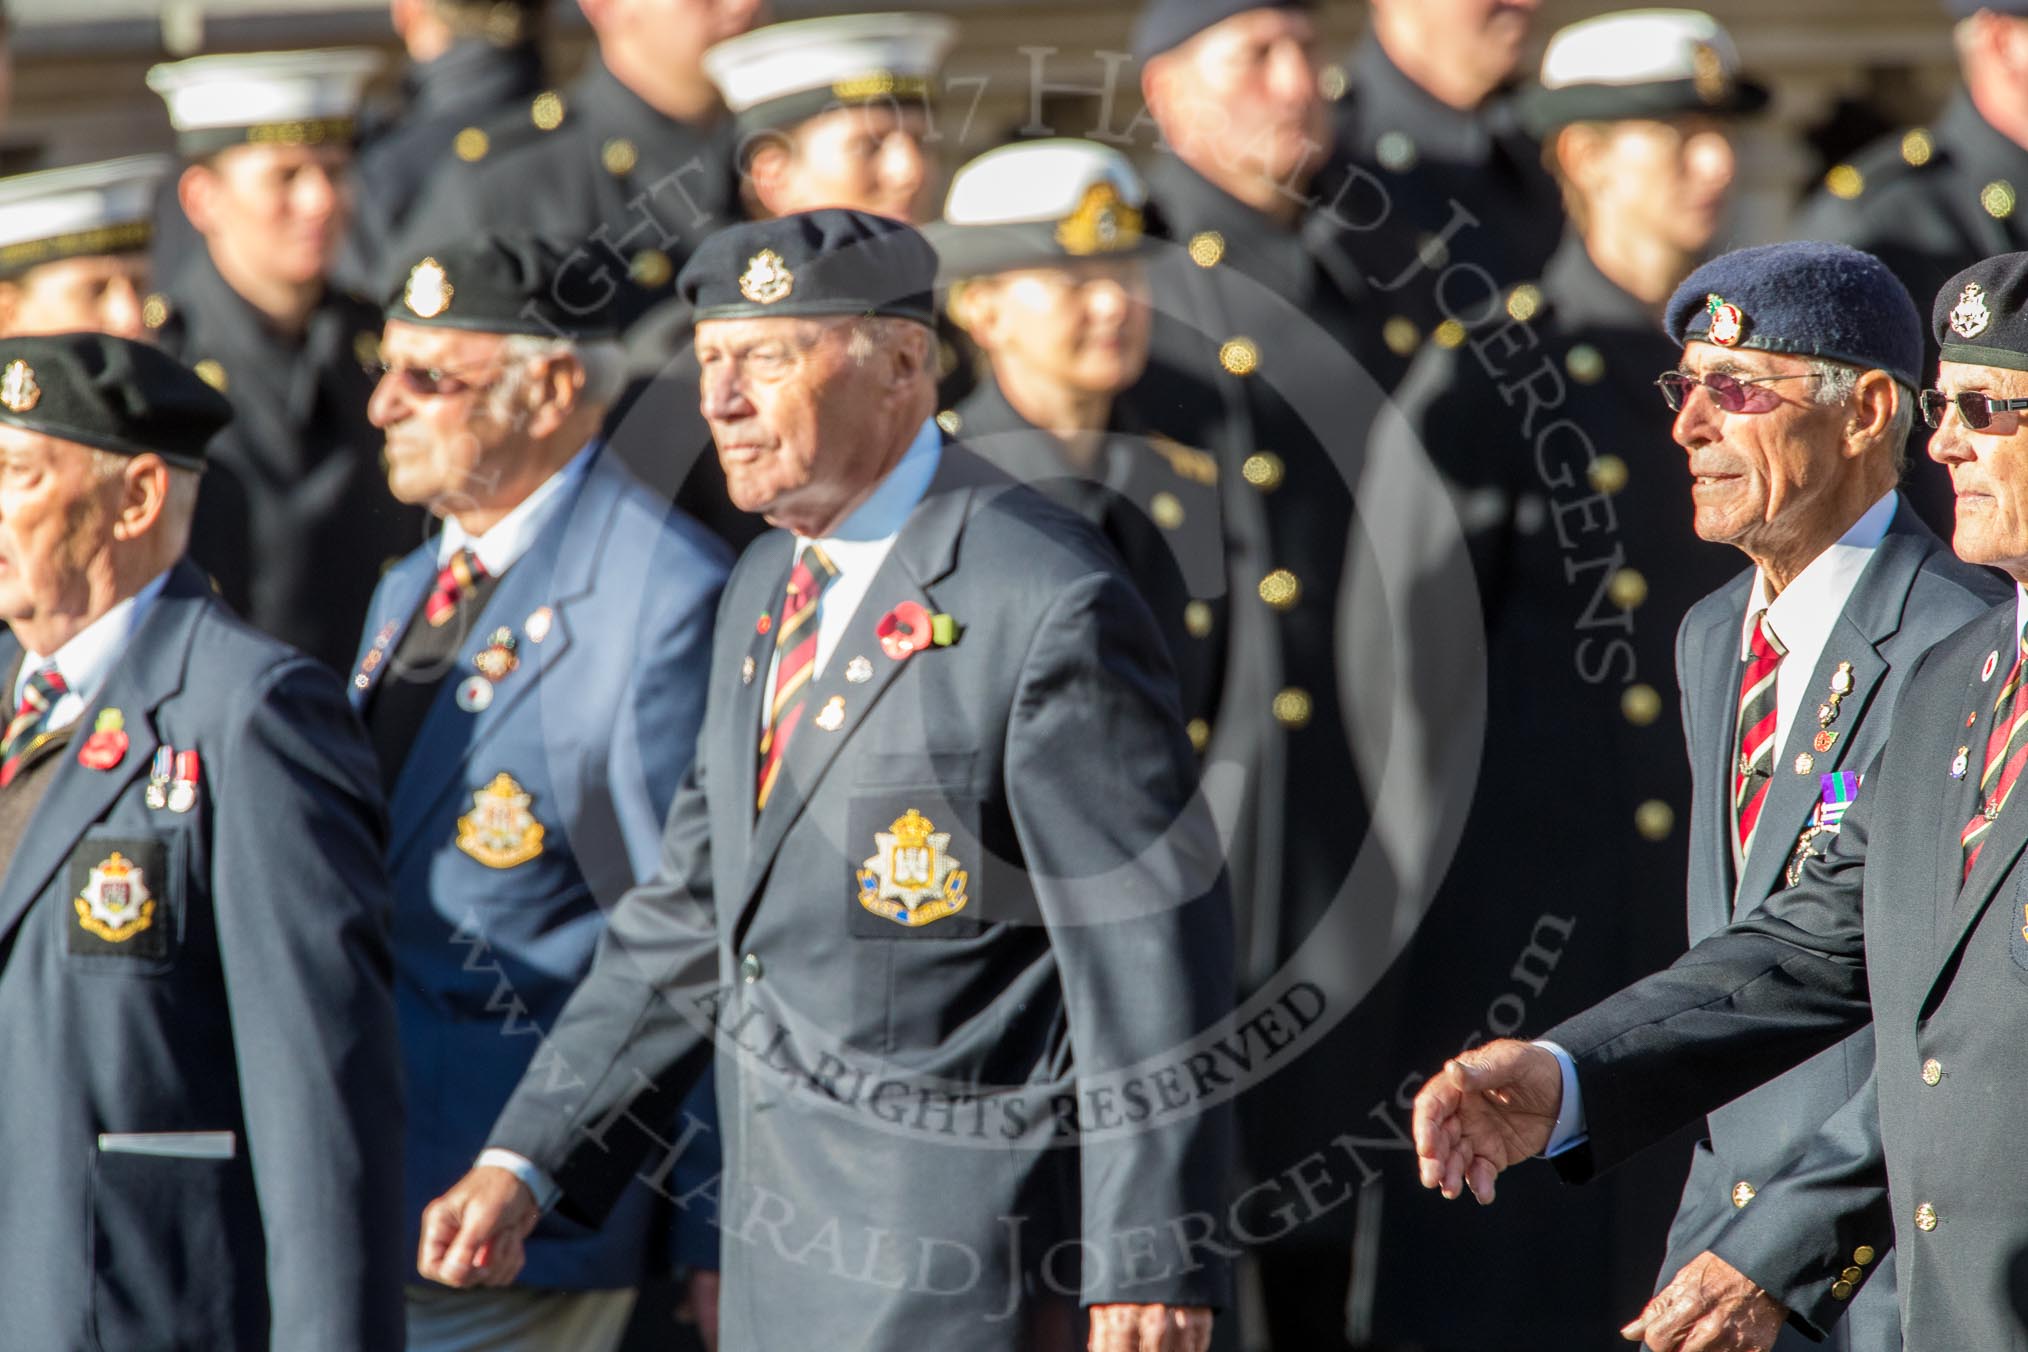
[147, 49, 384, 155]
[929, 140, 1152, 282]
[1518, 9, 1767, 136]
[704, 13, 957, 145]
[0, 155, 170, 279]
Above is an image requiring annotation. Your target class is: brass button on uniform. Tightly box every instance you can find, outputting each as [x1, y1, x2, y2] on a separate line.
[936, 409, 962, 434]
[531, 90, 565, 130]
[1566, 343, 1606, 384]
[1587, 453, 1627, 494]
[1621, 683, 1662, 727]
[1272, 688, 1311, 729]
[1505, 284, 1542, 322]
[1151, 492, 1184, 530]
[1219, 337, 1258, 376]
[454, 126, 490, 162]
[1608, 567, 1648, 609]
[1830, 1280, 1854, 1301]
[1183, 600, 1214, 638]
[1921, 1057, 1942, 1086]
[1186, 718, 1210, 752]
[1914, 1202, 1938, 1231]
[740, 952, 763, 983]
[1242, 452, 1284, 491]
[1635, 800, 1675, 841]
[1853, 1245, 1876, 1266]
[630, 249, 673, 288]
[1381, 316, 1420, 356]
[1730, 1180, 1756, 1208]
[602, 137, 639, 175]
[141, 293, 170, 330]
[193, 359, 228, 392]
[1187, 231, 1224, 268]
[1258, 569, 1300, 610]
[1431, 319, 1466, 349]
[1840, 1265, 1863, 1283]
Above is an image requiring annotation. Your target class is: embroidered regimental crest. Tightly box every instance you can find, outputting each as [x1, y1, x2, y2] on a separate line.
[404, 257, 454, 319]
[1951, 282, 1993, 339]
[0, 360, 39, 413]
[456, 772, 545, 868]
[857, 808, 970, 927]
[739, 249, 794, 305]
[1055, 181, 1143, 256]
[75, 850, 155, 943]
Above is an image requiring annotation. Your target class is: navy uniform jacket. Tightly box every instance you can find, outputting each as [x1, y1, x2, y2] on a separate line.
[350, 447, 730, 1286]
[391, 55, 740, 334]
[340, 38, 546, 294]
[0, 561, 405, 1350]
[1545, 593, 2028, 1350]
[154, 253, 425, 673]
[1662, 505, 2000, 1349]
[1327, 38, 1564, 387]
[486, 444, 1236, 1351]
[1353, 233, 1746, 1347]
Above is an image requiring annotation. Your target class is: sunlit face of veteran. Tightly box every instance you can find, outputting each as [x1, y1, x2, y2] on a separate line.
[748, 104, 936, 226]
[1930, 359, 2028, 582]
[0, 426, 193, 655]
[956, 258, 1152, 402]
[1668, 338, 1905, 590]
[696, 312, 936, 537]
[0, 254, 153, 341]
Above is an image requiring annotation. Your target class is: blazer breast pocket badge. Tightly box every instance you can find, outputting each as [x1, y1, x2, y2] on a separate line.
[850, 801, 982, 938]
[455, 772, 545, 869]
[68, 837, 170, 960]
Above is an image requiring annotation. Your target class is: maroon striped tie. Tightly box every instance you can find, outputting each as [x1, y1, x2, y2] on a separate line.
[757, 545, 839, 811]
[425, 548, 487, 627]
[1734, 611, 1784, 855]
[1962, 624, 2028, 878]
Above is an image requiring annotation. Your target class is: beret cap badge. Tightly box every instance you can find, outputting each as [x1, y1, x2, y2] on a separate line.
[1705, 293, 1746, 347]
[1692, 42, 1729, 103]
[739, 248, 795, 305]
[404, 257, 453, 319]
[1055, 181, 1143, 257]
[0, 360, 40, 414]
[1950, 281, 1993, 339]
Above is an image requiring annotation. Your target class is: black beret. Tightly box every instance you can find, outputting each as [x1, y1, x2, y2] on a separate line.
[678, 210, 938, 326]
[1666, 241, 1924, 390]
[0, 333, 229, 470]
[1945, 0, 2028, 17]
[386, 231, 617, 340]
[1934, 252, 2028, 372]
[1130, 0, 1310, 64]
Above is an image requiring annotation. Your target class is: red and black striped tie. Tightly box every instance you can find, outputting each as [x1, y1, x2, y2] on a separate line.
[425, 547, 487, 627]
[1733, 611, 1784, 856]
[757, 545, 839, 811]
[0, 664, 66, 787]
[1962, 623, 2028, 879]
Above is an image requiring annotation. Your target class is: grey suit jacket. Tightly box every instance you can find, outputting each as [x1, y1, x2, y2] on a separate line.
[1547, 592, 2028, 1350]
[0, 562, 405, 1351]
[489, 445, 1236, 1351]
[1663, 503, 2003, 1344]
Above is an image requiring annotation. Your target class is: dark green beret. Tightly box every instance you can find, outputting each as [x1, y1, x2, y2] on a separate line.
[0, 333, 229, 470]
[1934, 252, 2028, 373]
[678, 210, 938, 326]
[1130, 0, 1310, 63]
[386, 231, 618, 340]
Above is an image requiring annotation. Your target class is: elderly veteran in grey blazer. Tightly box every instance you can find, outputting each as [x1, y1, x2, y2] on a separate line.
[0, 333, 405, 1349]
[416, 209, 1236, 1352]
[1410, 249, 2028, 1352]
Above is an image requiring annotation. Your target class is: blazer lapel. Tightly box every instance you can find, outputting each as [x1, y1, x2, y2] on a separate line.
[730, 536, 795, 844]
[733, 475, 975, 936]
[0, 563, 201, 949]
[348, 551, 437, 712]
[1695, 593, 1746, 918]
[1931, 608, 2028, 998]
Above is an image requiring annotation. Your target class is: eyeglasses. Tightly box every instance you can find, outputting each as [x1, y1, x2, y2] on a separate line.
[1918, 389, 2028, 430]
[361, 360, 504, 398]
[1654, 370, 1826, 414]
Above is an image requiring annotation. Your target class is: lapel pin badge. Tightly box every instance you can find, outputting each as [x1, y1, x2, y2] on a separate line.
[77, 708, 128, 771]
[455, 674, 494, 713]
[741, 655, 756, 685]
[815, 695, 846, 732]
[525, 606, 553, 643]
[1794, 752, 1815, 775]
[845, 655, 873, 684]
[1952, 745, 1971, 779]
[1985, 650, 2001, 682]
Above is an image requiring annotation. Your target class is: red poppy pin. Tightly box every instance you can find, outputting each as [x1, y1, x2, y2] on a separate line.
[78, 708, 128, 771]
[876, 602, 959, 661]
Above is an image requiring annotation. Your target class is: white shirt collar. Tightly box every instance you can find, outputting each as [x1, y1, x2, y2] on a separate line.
[14, 568, 172, 723]
[438, 441, 599, 576]
[1741, 489, 1899, 661]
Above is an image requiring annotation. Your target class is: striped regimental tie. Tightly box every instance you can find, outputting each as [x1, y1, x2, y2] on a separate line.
[1734, 610, 1785, 857]
[1962, 622, 2028, 879]
[757, 545, 840, 811]
[425, 547, 487, 627]
[0, 664, 66, 787]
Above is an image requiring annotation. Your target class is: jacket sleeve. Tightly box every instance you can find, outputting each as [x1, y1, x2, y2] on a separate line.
[211, 657, 405, 1352]
[1709, 1072, 1895, 1340]
[1004, 568, 1237, 1310]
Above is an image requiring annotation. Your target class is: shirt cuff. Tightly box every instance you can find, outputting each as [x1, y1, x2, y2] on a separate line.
[476, 1148, 560, 1212]
[1532, 1040, 1587, 1157]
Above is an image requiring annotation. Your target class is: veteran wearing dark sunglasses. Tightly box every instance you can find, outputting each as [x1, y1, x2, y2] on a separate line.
[1409, 242, 2007, 1352]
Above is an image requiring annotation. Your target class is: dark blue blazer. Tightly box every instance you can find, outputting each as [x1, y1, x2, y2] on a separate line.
[0, 561, 405, 1350]
[350, 447, 730, 1287]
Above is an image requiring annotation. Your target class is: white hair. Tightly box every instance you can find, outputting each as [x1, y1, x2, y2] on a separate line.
[486, 334, 627, 418]
[90, 449, 201, 550]
[1805, 358, 1914, 472]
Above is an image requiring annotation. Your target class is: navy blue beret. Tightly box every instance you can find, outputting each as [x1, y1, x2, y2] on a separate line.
[0, 333, 230, 471]
[1666, 241, 1924, 389]
[1934, 252, 2028, 372]
[386, 230, 617, 339]
[678, 209, 938, 326]
[1130, 0, 1311, 64]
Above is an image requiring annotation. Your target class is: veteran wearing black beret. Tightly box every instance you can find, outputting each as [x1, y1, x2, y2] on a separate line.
[0, 330, 406, 1349]
[419, 209, 1237, 1352]
[1406, 243, 2028, 1349]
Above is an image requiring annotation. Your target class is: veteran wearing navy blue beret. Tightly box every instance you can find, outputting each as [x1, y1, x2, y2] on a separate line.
[418, 210, 1237, 1352]
[0, 333, 406, 1349]
[1405, 243, 2028, 1351]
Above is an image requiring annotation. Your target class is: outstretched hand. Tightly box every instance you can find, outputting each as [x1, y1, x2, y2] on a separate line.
[1411, 1038, 1563, 1203]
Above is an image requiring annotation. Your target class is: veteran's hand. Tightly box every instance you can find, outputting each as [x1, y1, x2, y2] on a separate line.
[1622, 1251, 1787, 1352]
[1411, 1037, 1562, 1203]
[681, 1269, 722, 1352]
[416, 1165, 541, 1288]
[1088, 1302, 1213, 1352]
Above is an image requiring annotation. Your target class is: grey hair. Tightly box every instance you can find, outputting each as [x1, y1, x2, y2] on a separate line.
[842, 315, 932, 368]
[486, 334, 627, 419]
[1806, 358, 1914, 473]
[90, 449, 201, 550]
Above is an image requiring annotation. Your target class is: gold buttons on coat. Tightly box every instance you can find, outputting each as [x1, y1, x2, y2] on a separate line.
[1272, 688, 1311, 729]
[1914, 1202, 1938, 1232]
[1921, 1057, 1942, 1086]
[1730, 1180, 1757, 1209]
[1258, 569, 1300, 610]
